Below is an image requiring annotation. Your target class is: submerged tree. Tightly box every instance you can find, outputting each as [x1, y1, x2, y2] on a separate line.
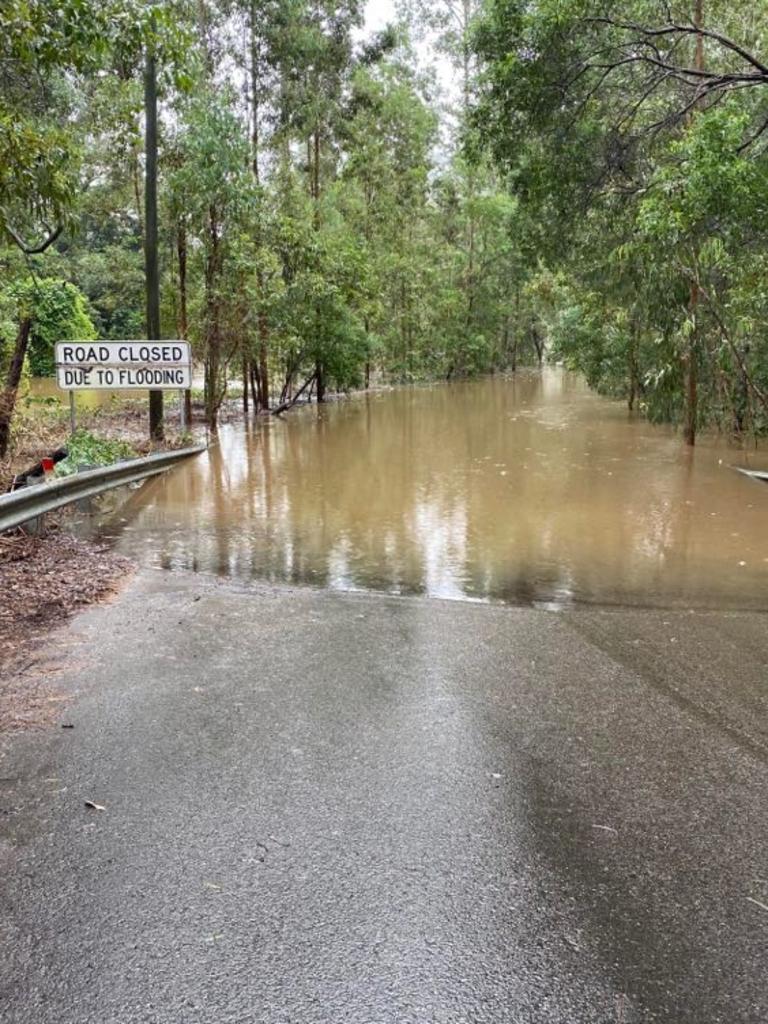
[473, 0, 768, 440]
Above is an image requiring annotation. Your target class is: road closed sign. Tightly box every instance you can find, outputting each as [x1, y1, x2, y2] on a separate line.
[55, 341, 192, 390]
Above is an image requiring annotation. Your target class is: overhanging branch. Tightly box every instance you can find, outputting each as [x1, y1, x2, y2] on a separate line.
[1, 214, 63, 255]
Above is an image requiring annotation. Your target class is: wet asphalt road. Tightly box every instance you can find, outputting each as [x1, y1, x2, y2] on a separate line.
[1, 570, 768, 1023]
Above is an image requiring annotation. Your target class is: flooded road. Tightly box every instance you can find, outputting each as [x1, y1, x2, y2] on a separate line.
[88, 370, 768, 610]
[8, 375, 768, 1023]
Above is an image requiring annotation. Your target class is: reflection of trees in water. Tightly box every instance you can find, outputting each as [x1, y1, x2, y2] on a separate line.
[101, 372, 768, 608]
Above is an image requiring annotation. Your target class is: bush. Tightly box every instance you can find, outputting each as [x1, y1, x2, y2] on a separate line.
[55, 429, 136, 476]
[13, 278, 97, 376]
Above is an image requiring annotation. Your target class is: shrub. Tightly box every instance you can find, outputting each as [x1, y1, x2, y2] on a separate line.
[13, 278, 97, 376]
[55, 429, 136, 476]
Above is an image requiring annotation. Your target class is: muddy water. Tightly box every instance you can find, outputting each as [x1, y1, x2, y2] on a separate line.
[86, 371, 768, 609]
[30, 378, 157, 408]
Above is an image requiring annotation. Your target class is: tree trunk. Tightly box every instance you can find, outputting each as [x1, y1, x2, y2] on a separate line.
[695, 1, 705, 77]
[271, 373, 316, 416]
[511, 288, 520, 372]
[176, 217, 192, 427]
[258, 305, 269, 410]
[313, 129, 320, 210]
[363, 315, 371, 389]
[249, 364, 260, 411]
[628, 320, 639, 412]
[684, 0, 705, 447]
[531, 325, 544, 366]
[243, 356, 250, 416]
[400, 279, 408, 376]
[144, 27, 164, 441]
[684, 284, 699, 446]
[177, 220, 188, 337]
[0, 318, 32, 460]
[249, 10, 270, 413]
[250, 0, 260, 183]
[462, 0, 476, 342]
[196, 0, 213, 76]
[205, 208, 222, 433]
[132, 150, 143, 236]
[315, 360, 325, 403]
[280, 361, 293, 404]
[733, 346, 750, 434]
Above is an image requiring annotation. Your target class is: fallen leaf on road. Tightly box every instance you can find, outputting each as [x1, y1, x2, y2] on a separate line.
[84, 800, 106, 811]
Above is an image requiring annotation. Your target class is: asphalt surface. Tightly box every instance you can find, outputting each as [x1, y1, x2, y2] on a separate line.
[1, 570, 768, 1023]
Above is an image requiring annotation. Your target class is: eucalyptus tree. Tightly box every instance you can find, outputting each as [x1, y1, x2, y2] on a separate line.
[339, 57, 438, 380]
[401, 0, 488, 359]
[170, 91, 257, 431]
[473, 0, 768, 440]
[0, 0, 137, 252]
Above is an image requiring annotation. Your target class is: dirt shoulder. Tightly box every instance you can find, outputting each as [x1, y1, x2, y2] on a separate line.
[0, 532, 134, 732]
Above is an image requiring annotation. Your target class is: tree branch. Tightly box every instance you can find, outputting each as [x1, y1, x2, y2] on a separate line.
[1, 215, 63, 255]
[588, 18, 768, 78]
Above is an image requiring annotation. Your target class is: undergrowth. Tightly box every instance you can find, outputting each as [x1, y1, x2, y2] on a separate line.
[54, 429, 136, 476]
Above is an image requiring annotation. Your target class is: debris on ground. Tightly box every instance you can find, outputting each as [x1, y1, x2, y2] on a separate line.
[0, 532, 134, 732]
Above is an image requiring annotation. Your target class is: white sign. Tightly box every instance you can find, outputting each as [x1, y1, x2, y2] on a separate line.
[55, 341, 192, 391]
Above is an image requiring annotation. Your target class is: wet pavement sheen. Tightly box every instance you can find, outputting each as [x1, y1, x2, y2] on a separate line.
[1, 573, 767, 1023]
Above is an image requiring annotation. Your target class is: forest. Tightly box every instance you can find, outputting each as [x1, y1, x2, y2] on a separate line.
[2, 1, 768, 450]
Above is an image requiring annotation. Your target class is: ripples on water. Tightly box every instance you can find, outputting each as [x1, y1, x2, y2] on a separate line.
[83, 370, 768, 610]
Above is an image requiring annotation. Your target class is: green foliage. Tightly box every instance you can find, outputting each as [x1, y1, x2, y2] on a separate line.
[472, 0, 768, 438]
[72, 246, 145, 339]
[0, 0, 153, 250]
[11, 279, 97, 376]
[0, 287, 19, 377]
[1, 0, 539, 447]
[55, 428, 136, 476]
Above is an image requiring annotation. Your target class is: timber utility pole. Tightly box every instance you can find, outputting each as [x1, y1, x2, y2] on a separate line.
[144, 22, 164, 440]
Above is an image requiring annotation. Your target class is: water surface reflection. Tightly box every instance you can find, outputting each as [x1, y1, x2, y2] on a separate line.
[87, 371, 768, 609]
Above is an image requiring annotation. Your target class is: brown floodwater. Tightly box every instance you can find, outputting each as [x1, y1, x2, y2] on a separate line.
[81, 370, 768, 610]
[30, 378, 166, 408]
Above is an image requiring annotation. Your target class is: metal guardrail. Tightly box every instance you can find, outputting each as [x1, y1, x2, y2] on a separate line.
[734, 467, 768, 484]
[0, 444, 206, 533]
